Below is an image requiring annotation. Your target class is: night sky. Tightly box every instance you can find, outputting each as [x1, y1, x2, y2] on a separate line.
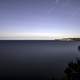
[0, 0, 80, 39]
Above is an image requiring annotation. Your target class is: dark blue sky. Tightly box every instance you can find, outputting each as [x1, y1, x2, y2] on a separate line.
[0, 0, 80, 39]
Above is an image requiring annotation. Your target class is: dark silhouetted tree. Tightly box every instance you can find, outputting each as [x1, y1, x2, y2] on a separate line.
[63, 58, 80, 80]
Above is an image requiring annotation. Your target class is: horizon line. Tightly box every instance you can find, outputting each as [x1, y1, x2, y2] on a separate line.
[0, 33, 80, 40]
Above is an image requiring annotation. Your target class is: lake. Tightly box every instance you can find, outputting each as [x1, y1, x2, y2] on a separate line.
[0, 40, 80, 80]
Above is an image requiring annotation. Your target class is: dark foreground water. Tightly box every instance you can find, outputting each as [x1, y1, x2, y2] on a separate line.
[0, 40, 80, 80]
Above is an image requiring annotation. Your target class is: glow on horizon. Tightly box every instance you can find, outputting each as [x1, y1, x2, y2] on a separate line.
[0, 0, 80, 39]
[0, 33, 80, 40]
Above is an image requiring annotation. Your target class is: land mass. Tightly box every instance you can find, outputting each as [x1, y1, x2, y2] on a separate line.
[55, 38, 80, 41]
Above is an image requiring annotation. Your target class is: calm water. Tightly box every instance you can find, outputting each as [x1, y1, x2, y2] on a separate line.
[0, 40, 80, 80]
